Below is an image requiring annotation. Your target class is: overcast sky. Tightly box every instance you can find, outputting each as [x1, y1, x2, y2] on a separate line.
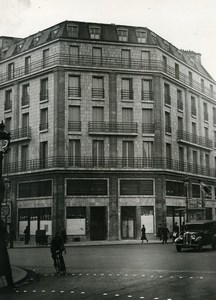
[1, 0, 216, 80]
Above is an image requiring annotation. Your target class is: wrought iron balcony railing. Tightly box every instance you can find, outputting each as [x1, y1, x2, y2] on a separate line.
[165, 126, 172, 134]
[164, 93, 171, 105]
[4, 100, 12, 111]
[68, 121, 81, 132]
[0, 53, 215, 100]
[121, 89, 133, 100]
[92, 88, 104, 98]
[141, 91, 154, 101]
[2, 156, 216, 178]
[39, 123, 48, 131]
[10, 126, 31, 141]
[68, 87, 81, 98]
[142, 123, 155, 134]
[21, 95, 30, 106]
[177, 99, 183, 111]
[40, 90, 49, 101]
[177, 129, 213, 149]
[88, 121, 138, 134]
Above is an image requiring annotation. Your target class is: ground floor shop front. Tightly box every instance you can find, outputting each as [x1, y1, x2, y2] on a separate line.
[5, 170, 216, 242]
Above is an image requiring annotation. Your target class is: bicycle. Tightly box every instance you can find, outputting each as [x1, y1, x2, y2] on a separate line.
[54, 250, 66, 274]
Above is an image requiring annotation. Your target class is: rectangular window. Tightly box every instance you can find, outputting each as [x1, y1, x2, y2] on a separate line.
[121, 49, 131, 67]
[69, 139, 81, 166]
[8, 63, 14, 80]
[67, 25, 79, 38]
[122, 107, 133, 123]
[143, 142, 153, 159]
[117, 29, 128, 41]
[121, 78, 133, 100]
[141, 79, 153, 101]
[205, 153, 210, 172]
[203, 102, 208, 121]
[191, 96, 196, 116]
[164, 83, 171, 105]
[178, 117, 183, 131]
[5, 117, 11, 131]
[92, 77, 104, 98]
[22, 84, 30, 106]
[165, 112, 171, 133]
[22, 113, 29, 128]
[5, 90, 12, 111]
[175, 63, 179, 79]
[21, 144, 29, 171]
[188, 71, 193, 87]
[141, 51, 150, 68]
[92, 47, 102, 66]
[120, 180, 154, 195]
[210, 84, 214, 97]
[136, 30, 147, 43]
[192, 150, 198, 173]
[177, 89, 183, 110]
[166, 143, 172, 168]
[92, 106, 104, 122]
[43, 49, 49, 68]
[68, 106, 81, 131]
[192, 184, 200, 198]
[67, 179, 108, 196]
[142, 109, 154, 133]
[40, 108, 48, 131]
[122, 141, 134, 167]
[179, 147, 184, 171]
[69, 46, 79, 64]
[162, 56, 167, 72]
[68, 75, 81, 98]
[92, 140, 104, 166]
[89, 26, 101, 39]
[201, 79, 205, 92]
[19, 180, 52, 198]
[166, 181, 184, 196]
[40, 78, 48, 101]
[25, 56, 31, 74]
[66, 207, 86, 235]
[40, 141, 48, 168]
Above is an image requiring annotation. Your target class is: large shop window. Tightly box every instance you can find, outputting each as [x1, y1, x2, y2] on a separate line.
[66, 207, 86, 235]
[18, 207, 52, 235]
[141, 206, 154, 233]
[67, 179, 108, 196]
[120, 180, 153, 195]
[18, 180, 52, 198]
[166, 181, 184, 197]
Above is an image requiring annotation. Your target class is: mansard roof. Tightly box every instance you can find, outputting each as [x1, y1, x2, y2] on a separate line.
[0, 20, 213, 80]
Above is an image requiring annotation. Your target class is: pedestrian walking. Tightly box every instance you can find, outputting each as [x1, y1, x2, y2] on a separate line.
[162, 224, 169, 244]
[172, 222, 179, 242]
[141, 225, 148, 243]
[24, 225, 30, 245]
[0, 220, 15, 288]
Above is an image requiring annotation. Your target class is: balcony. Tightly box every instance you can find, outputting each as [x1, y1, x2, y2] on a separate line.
[40, 90, 49, 101]
[88, 122, 138, 135]
[142, 123, 155, 134]
[121, 89, 133, 100]
[39, 123, 48, 131]
[68, 87, 81, 98]
[21, 95, 30, 106]
[10, 126, 31, 142]
[3, 156, 216, 178]
[68, 121, 81, 132]
[0, 53, 215, 100]
[141, 91, 154, 101]
[177, 129, 213, 149]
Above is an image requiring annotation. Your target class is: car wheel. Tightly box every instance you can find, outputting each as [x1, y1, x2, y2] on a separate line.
[176, 245, 182, 252]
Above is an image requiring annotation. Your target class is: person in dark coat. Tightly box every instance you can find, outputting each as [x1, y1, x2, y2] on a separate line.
[50, 231, 66, 271]
[0, 220, 14, 288]
[141, 225, 148, 243]
[24, 225, 30, 245]
[157, 223, 162, 240]
[172, 222, 180, 242]
[162, 224, 169, 244]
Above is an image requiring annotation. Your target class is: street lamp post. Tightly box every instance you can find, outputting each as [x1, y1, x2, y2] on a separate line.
[183, 176, 190, 223]
[0, 121, 11, 219]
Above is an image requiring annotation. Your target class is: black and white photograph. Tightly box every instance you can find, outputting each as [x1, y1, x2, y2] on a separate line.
[1, 0, 216, 299]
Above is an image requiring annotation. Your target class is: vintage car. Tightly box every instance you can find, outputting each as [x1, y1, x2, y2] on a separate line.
[175, 220, 216, 252]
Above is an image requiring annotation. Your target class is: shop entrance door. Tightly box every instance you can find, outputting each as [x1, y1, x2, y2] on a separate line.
[90, 207, 106, 241]
[121, 206, 136, 239]
[122, 219, 134, 238]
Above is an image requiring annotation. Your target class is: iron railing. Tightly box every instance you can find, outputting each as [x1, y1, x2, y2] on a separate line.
[40, 90, 49, 101]
[88, 122, 138, 134]
[21, 95, 30, 106]
[0, 53, 215, 99]
[164, 93, 171, 105]
[177, 99, 183, 111]
[92, 88, 104, 98]
[4, 100, 12, 111]
[68, 87, 81, 98]
[39, 123, 48, 131]
[10, 126, 31, 141]
[177, 129, 213, 149]
[142, 123, 155, 134]
[121, 89, 133, 100]
[141, 91, 154, 101]
[68, 121, 81, 132]
[2, 156, 216, 177]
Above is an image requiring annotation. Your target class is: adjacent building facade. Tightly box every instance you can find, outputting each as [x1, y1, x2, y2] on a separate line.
[0, 21, 216, 241]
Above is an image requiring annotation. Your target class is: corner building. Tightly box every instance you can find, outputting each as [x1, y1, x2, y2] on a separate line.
[0, 21, 216, 242]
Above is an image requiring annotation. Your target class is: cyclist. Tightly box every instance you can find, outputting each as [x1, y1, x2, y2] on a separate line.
[50, 230, 66, 273]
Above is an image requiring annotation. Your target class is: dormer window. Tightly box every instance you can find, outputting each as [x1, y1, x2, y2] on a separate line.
[2, 48, 8, 59]
[52, 27, 59, 38]
[136, 30, 147, 43]
[151, 34, 157, 44]
[18, 43, 24, 50]
[89, 26, 101, 39]
[35, 35, 41, 45]
[67, 25, 79, 38]
[117, 29, 128, 42]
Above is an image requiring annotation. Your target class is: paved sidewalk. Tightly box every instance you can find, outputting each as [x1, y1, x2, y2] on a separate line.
[0, 266, 27, 289]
